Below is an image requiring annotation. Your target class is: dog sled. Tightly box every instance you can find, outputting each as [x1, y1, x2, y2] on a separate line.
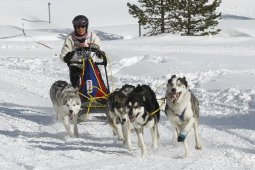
[70, 45, 110, 118]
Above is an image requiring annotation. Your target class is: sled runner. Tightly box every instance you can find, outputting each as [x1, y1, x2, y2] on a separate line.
[70, 45, 110, 117]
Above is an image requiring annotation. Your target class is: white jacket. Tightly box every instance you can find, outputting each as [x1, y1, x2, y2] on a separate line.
[59, 31, 101, 62]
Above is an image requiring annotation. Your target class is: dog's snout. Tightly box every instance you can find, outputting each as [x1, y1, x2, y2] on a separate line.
[128, 109, 133, 116]
[122, 118, 126, 122]
[171, 88, 176, 93]
[69, 110, 73, 114]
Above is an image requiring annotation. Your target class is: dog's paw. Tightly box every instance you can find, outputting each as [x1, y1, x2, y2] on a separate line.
[177, 133, 186, 142]
[195, 144, 202, 150]
[74, 132, 79, 138]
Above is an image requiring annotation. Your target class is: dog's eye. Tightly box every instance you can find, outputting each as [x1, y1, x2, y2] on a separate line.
[66, 104, 70, 107]
[177, 81, 182, 87]
[167, 82, 173, 87]
[134, 106, 140, 109]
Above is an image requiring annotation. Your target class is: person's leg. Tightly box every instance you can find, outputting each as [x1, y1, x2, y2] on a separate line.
[69, 66, 82, 89]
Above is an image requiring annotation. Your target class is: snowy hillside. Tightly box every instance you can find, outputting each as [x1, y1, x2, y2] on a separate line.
[0, 0, 255, 170]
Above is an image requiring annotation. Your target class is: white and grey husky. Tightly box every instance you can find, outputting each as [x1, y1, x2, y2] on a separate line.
[50, 80, 81, 137]
[165, 75, 202, 157]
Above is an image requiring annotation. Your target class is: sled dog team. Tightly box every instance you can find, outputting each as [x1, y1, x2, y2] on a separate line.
[50, 75, 202, 157]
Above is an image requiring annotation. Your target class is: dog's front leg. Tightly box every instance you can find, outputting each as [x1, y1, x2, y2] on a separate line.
[73, 114, 79, 137]
[184, 140, 189, 158]
[113, 121, 124, 141]
[173, 127, 178, 143]
[62, 115, 74, 137]
[180, 117, 195, 139]
[179, 117, 195, 157]
[135, 128, 146, 156]
[169, 118, 178, 143]
[53, 105, 60, 121]
[116, 123, 124, 141]
[122, 122, 132, 150]
[151, 124, 159, 151]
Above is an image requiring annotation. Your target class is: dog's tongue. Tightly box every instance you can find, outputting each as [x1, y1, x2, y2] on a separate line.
[169, 93, 179, 102]
[129, 115, 136, 122]
[169, 93, 177, 99]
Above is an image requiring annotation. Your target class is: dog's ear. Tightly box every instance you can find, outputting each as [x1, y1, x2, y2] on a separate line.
[171, 75, 176, 79]
[182, 77, 188, 88]
[168, 75, 176, 84]
[167, 79, 171, 84]
[168, 75, 175, 84]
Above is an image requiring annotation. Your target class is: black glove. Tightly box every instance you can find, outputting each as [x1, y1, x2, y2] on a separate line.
[63, 51, 75, 65]
[96, 50, 104, 58]
[96, 51, 107, 66]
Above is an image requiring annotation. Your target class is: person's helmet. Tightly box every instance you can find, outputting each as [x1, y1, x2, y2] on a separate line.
[72, 15, 89, 30]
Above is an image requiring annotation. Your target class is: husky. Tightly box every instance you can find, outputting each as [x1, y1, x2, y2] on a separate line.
[106, 84, 135, 150]
[125, 84, 160, 156]
[50, 80, 81, 137]
[165, 75, 202, 157]
[120, 84, 135, 96]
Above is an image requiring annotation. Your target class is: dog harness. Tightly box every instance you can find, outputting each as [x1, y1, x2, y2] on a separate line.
[134, 111, 154, 127]
[167, 104, 187, 121]
[178, 107, 186, 121]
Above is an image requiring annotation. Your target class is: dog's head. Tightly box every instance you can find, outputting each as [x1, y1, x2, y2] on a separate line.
[113, 91, 128, 116]
[166, 75, 188, 103]
[125, 85, 147, 122]
[61, 92, 81, 120]
[120, 84, 135, 96]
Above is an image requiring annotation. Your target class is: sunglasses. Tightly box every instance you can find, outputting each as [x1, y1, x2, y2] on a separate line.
[76, 24, 86, 29]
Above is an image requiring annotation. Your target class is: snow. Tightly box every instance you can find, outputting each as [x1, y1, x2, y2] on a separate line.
[0, 0, 255, 169]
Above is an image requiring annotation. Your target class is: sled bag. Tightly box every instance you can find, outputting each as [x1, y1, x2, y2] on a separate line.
[79, 59, 108, 101]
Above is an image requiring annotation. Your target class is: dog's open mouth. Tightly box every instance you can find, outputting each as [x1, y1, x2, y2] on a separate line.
[129, 115, 136, 122]
[169, 92, 181, 103]
[68, 112, 74, 120]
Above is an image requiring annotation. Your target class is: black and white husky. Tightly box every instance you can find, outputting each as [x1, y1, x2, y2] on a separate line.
[50, 80, 81, 137]
[106, 84, 135, 150]
[125, 84, 160, 156]
[165, 75, 202, 157]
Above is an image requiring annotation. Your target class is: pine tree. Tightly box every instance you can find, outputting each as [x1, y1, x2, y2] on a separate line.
[127, 0, 172, 36]
[127, 0, 222, 36]
[167, 0, 222, 36]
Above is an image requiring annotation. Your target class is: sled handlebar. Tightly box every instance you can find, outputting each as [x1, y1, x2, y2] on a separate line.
[74, 45, 100, 54]
[70, 45, 107, 66]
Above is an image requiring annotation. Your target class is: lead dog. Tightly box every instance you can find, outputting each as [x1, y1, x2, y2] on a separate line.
[165, 75, 202, 157]
[106, 84, 135, 150]
[50, 80, 81, 137]
[125, 84, 160, 156]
